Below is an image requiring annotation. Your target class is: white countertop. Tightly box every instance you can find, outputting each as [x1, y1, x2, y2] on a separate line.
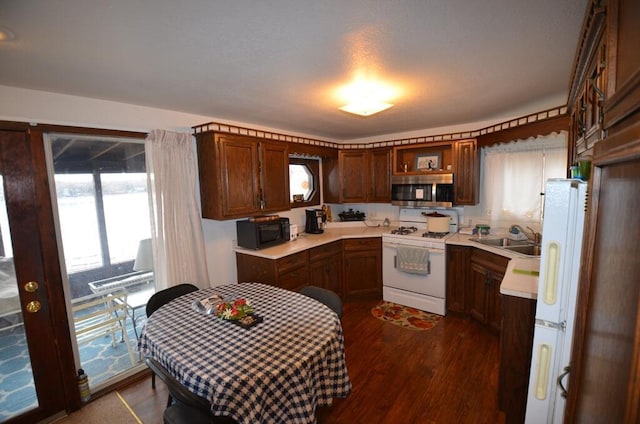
[501, 257, 539, 299]
[446, 233, 540, 300]
[234, 223, 388, 260]
[235, 226, 540, 300]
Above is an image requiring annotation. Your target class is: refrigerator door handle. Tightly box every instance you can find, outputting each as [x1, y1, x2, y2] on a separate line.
[542, 241, 560, 305]
[533, 343, 552, 400]
[557, 365, 571, 398]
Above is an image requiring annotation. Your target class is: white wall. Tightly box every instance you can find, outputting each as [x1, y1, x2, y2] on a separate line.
[0, 85, 556, 285]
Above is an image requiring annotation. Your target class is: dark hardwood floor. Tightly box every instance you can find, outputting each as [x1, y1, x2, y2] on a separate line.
[119, 298, 505, 423]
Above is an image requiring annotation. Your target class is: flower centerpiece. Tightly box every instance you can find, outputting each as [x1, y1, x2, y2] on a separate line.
[214, 298, 254, 321]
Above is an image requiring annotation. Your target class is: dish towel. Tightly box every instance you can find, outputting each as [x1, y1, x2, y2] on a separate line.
[396, 246, 430, 275]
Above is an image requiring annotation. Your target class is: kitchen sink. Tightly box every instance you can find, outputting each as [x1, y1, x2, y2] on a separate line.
[469, 237, 541, 256]
[471, 238, 533, 248]
[504, 244, 541, 256]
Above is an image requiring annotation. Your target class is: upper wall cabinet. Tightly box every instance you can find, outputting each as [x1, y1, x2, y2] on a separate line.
[392, 139, 479, 205]
[195, 132, 290, 220]
[453, 139, 479, 205]
[323, 148, 391, 204]
[393, 141, 454, 175]
[567, 1, 608, 163]
[369, 148, 392, 202]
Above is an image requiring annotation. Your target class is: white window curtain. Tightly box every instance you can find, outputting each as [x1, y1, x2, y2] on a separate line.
[145, 130, 209, 290]
[481, 132, 567, 224]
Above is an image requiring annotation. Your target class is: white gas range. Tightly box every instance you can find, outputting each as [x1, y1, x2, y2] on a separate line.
[382, 208, 460, 315]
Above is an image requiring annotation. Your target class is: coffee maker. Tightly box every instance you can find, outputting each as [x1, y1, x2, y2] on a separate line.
[305, 208, 325, 234]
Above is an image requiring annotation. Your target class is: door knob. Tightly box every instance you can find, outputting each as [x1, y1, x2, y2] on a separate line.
[24, 281, 39, 292]
[26, 300, 41, 313]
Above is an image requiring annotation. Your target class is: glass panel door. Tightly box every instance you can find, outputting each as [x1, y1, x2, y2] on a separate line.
[0, 175, 38, 420]
[45, 133, 155, 392]
[0, 130, 67, 423]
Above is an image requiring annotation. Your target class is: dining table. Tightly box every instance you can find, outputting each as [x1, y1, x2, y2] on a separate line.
[138, 282, 352, 424]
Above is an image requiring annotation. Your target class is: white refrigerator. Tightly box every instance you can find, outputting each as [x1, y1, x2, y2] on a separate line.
[524, 179, 588, 423]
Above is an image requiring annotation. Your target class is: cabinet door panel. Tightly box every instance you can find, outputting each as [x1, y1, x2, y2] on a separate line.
[340, 151, 368, 202]
[196, 133, 289, 219]
[260, 141, 290, 213]
[324, 253, 342, 296]
[469, 262, 489, 324]
[278, 266, 309, 292]
[219, 137, 260, 217]
[453, 139, 478, 205]
[488, 274, 503, 333]
[343, 238, 381, 299]
[308, 253, 342, 296]
[446, 245, 469, 314]
[369, 148, 391, 202]
[309, 261, 325, 288]
[499, 295, 536, 422]
[236, 253, 276, 284]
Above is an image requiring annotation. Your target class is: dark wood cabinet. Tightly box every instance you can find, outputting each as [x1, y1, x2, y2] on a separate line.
[468, 249, 508, 333]
[393, 142, 454, 174]
[236, 250, 309, 292]
[196, 132, 290, 219]
[445, 244, 471, 314]
[339, 150, 369, 203]
[368, 148, 392, 202]
[499, 295, 537, 424]
[565, 1, 640, 421]
[452, 139, 479, 205]
[446, 245, 507, 333]
[236, 238, 381, 299]
[260, 140, 291, 212]
[343, 238, 382, 299]
[392, 139, 479, 206]
[309, 241, 343, 296]
[567, 1, 607, 166]
[322, 148, 391, 203]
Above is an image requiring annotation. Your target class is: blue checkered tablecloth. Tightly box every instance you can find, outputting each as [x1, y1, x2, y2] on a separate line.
[138, 282, 351, 424]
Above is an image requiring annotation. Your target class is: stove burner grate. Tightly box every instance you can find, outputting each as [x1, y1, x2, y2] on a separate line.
[390, 226, 418, 235]
[422, 231, 449, 239]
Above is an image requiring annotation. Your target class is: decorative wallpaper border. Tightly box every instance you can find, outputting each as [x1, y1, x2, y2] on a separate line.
[192, 105, 567, 149]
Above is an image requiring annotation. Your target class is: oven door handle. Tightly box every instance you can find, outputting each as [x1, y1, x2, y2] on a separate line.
[383, 242, 444, 255]
[388, 245, 443, 275]
[393, 255, 432, 274]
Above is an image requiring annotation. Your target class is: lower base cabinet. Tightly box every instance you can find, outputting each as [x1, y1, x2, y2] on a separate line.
[446, 245, 536, 422]
[446, 246, 508, 333]
[236, 238, 381, 299]
[309, 241, 342, 296]
[468, 249, 508, 333]
[343, 238, 382, 299]
[236, 250, 309, 292]
[446, 245, 471, 314]
[499, 294, 536, 424]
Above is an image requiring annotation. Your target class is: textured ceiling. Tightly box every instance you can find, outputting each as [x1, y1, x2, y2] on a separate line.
[0, 0, 587, 140]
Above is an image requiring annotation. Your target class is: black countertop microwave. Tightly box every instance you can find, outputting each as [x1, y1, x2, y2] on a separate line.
[236, 217, 290, 250]
[391, 174, 454, 208]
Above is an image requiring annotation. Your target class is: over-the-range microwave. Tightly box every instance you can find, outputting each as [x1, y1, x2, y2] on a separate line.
[391, 174, 454, 208]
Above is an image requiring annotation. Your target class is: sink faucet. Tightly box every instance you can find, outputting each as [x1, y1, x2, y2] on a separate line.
[509, 225, 542, 244]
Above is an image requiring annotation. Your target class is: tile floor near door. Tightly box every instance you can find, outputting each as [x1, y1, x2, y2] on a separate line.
[0, 309, 146, 421]
[119, 298, 506, 424]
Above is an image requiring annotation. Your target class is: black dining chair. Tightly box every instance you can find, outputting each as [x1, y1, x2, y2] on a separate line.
[299, 285, 343, 320]
[146, 283, 199, 390]
[145, 358, 236, 424]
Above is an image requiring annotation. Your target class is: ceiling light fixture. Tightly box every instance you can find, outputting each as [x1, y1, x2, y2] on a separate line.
[337, 79, 397, 117]
[0, 26, 16, 42]
[339, 100, 393, 116]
